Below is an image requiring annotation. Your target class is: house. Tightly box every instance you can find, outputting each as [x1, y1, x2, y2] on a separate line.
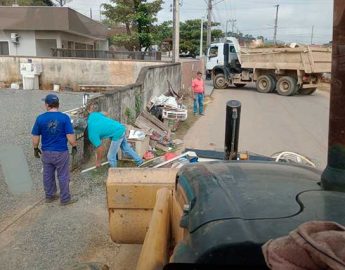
[0, 6, 108, 57]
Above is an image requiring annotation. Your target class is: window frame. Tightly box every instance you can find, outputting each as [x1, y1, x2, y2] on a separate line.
[0, 40, 10, 56]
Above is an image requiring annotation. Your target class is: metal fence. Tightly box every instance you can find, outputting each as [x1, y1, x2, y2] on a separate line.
[51, 49, 162, 61]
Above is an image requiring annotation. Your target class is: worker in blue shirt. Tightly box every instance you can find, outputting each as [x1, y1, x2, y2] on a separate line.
[32, 94, 78, 205]
[87, 103, 143, 168]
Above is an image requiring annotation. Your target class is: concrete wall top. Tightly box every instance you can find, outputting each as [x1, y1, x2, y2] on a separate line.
[0, 56, 167, 90]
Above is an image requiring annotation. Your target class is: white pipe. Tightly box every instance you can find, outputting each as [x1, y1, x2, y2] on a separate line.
[81, 161, 109, 173]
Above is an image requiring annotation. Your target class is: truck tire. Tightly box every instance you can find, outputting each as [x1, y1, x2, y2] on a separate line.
[234, 83, 247, 88]
[256, 75, 275, 93]
[268, 74, 277, 92]
[214, 74, 228, 89]
[276, 76, 298, 96]
[299, 87, 317, 95]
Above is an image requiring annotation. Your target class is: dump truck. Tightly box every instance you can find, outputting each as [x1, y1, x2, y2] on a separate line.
[207, 38, 332, 96]
[105, 2, 344, 268]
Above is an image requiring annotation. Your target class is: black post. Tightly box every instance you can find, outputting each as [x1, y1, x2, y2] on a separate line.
[224, 100, 241, 160]
[224, 43, 230, 65]
[321, 0, 345, 192]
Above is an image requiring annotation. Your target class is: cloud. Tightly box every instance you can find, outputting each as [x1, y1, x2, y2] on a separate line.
[66, 0, 333, 44]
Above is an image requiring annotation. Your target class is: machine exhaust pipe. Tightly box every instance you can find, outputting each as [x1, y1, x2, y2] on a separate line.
[321, 0, 345, 192]
[224, 100, 241, 160]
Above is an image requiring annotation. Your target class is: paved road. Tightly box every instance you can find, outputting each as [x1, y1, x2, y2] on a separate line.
[185, 84, 330, 169]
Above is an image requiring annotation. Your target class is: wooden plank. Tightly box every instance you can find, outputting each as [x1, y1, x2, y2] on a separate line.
[135, 115, 168, 138]
[136, 188, 171, 270]
[141, 111, 170, 132]
[171, 194, 184, 246]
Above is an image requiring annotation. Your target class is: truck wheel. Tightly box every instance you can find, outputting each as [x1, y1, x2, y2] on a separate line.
[276, 76, 298, 96]
[299, 87, 317, 95]
[256, 75, 274, 93]
[234, 83, 247, 88]
[268, 74, 277, 92]
[214, 74, 228, 89]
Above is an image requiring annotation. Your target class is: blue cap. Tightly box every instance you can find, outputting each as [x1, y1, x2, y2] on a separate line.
[42, 94, 59, 105]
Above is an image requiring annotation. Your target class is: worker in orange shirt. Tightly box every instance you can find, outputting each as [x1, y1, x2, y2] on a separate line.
[191, 71, 205, 116]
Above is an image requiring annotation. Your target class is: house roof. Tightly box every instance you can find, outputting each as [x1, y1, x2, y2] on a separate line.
[0, 7, 108, 40]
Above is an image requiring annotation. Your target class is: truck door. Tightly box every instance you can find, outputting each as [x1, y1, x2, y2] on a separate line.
[206, 45, 222, 71]
[229, 45, 238, 62]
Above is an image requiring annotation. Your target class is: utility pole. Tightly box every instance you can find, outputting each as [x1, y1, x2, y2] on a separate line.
[207, 0, 212, 47]
[230, 19, 236, 36]
[311, 25, 314, 45]
[90, 8, 93, 19]
[172, 0, 180, 63]
[200, 17, 204, 57]
[226, 20, 229, 37]
[273, 4, 279, 45]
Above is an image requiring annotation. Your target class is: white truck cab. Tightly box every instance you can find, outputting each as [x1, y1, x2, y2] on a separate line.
[206, 37, 241, 79]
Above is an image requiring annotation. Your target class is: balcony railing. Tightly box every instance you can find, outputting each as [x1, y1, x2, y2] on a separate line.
[51, 49, 161, 61]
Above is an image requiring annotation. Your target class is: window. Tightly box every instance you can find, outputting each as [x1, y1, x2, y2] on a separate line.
[209, 46, 218, 58]
[0, 41, 9, 55]
[230, 46, 236, 53]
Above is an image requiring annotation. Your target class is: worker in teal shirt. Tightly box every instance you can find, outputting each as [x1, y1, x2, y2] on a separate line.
[87, 103, 143, 168]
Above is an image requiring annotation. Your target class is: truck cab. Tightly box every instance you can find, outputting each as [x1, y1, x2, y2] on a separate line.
[206, 37, 241, 79]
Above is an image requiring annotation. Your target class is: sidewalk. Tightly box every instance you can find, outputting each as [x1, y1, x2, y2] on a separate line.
[184, 88, 225, 152]
[205, 80, 214, 96]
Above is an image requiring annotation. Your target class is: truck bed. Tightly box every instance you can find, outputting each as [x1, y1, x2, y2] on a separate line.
[240, 47, 332, 74]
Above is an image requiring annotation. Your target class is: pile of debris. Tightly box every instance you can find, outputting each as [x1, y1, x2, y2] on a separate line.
[119, 81, 188, 167]
[147, 80, 187, 130]
[120, 110, 184, 164]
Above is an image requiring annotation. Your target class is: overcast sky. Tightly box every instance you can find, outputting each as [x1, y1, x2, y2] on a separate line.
[66, 0, 333, 44]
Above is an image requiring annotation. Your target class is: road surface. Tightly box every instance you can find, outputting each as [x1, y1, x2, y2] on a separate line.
[185, 84, 330, 169]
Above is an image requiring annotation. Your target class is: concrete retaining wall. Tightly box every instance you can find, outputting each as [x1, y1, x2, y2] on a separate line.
[83, 63, 181, 163]
[0, 56, 163, 90]
[89, 63, 181, 123]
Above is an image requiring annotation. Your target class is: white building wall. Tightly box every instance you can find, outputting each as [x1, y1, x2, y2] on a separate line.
[60, 32, 95, 46]
[0, 30, 108, 56]
[36, 39, 57, 57]
[1, 30, 37, 56]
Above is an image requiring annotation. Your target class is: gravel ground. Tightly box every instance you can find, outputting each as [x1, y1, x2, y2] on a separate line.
[0, 89, 140, 269]
[0, 89, 86, 228]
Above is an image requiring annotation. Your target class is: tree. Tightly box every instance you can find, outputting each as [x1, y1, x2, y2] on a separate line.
[103, 0, 163, 51]
[152, 20, 172, 51]
[154, 19, 224, 56]
[52, 0, 72, 6]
